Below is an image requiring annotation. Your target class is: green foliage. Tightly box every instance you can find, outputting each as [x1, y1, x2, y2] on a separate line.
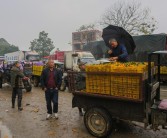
[29, 31, 55, 57]
[0, 38, 19, 56]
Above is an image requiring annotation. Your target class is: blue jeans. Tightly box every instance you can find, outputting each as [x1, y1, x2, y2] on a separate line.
[45, 88, 59, 114]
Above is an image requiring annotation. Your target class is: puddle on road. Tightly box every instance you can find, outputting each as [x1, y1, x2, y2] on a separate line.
[0, 122, 12, 138]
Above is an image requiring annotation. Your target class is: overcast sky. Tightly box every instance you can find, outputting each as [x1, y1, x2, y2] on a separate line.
[0, 0, 167, 51]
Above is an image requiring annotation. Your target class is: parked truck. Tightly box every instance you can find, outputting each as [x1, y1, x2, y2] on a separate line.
[49, 50, 65, 62]
[4, 50, 40, 63]
[64, 51, 96, 71]
[60, 51, 96, 91]
[68, 51, 167, 137]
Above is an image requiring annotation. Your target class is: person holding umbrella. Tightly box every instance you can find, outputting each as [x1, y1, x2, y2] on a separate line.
[102, 25, 136, 62]
[107, 38, 128, 62]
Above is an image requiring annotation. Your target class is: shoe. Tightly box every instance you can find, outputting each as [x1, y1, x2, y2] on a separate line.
[53, 113, 58, 119]
[18, 107, 23, 111]
[46, 114, 51, 120]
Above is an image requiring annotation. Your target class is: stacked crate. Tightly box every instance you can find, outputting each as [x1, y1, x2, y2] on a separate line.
[160, 66, 167, 74]
[85, 62, 156, 101]
[32, 65, 43, 76]
[110, 74, 141, 100]
[86, 74, 111, 95]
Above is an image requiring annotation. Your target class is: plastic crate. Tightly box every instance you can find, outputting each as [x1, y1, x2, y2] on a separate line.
[32, 65, 43, 76]
[111, 74, 142, 100]
[86, 74, 111, 95]
[161, 66, 167, 74]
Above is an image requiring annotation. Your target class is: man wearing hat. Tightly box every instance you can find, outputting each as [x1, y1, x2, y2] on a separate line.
[77, 62, 86, 116]
[78, 62, 86, 71]
[10, 61, 28, 111]
[107, 38, 128, 62]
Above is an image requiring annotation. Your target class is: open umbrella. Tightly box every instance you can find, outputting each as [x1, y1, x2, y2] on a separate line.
[102, 25, 136, 54]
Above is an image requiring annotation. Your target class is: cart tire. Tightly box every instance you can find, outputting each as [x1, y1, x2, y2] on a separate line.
[33, 77, 39, 87]
[84, 108, 112, 138]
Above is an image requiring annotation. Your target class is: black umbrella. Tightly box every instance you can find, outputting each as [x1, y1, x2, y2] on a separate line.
[102, 25, 136, 54]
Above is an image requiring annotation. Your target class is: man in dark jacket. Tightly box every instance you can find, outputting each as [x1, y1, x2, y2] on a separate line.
[10, 61, 27, 111]
[0, 61, 4, 88]
[41, 60, 62, 120]
[107, 38, 128, 62]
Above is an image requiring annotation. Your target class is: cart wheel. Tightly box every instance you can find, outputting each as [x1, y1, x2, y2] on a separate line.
[84, 108, 112, 138]
[33, 77, 39, 87]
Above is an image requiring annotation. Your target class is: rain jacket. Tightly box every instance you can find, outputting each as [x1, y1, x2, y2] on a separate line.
[10, 66, 25, 88]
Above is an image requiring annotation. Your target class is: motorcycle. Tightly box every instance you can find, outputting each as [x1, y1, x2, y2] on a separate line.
[2, 68, 32, 92]
[23, 69, 32, 92]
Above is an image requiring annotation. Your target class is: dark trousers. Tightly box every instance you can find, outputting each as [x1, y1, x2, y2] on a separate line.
[12, 88, 22, 108]
[45, 89, 58, 114]
[0, 77, 2, 88]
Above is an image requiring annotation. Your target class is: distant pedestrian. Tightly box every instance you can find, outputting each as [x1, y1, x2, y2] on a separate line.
[0, 71, 3, 88]
[10, 61, 28, 111]
[41, 60, 62, 120]
[0, 62, 3, 88]
[77, 62, 87, 116]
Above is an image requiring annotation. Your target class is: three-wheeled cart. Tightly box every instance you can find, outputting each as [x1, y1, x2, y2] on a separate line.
[68, 51, 167, 137]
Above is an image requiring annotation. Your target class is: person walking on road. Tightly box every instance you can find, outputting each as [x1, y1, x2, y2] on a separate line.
[10, 61, 27, 111]
[41, 60, 62, 120]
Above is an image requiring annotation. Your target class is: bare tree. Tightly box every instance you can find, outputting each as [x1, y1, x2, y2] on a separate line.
[100, 1, 157, 35]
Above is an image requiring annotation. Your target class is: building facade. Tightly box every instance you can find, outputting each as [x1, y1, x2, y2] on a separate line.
[72, 30, 102, 51]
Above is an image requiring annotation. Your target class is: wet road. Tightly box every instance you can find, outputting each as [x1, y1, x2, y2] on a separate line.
[0, 84, 167, 138]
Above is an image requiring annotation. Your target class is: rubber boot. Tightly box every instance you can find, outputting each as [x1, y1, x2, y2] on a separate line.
[18, 99, 23, 111]
[12, 98, 15, 108]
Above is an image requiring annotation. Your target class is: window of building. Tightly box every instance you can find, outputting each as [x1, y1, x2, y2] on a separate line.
[73, 33, 81, 41]
[87, 32, 94, 41]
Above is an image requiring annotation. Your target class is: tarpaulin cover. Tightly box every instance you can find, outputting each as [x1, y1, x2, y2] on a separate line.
[129, 34, 167, 63]
[133, 34, 166, 52]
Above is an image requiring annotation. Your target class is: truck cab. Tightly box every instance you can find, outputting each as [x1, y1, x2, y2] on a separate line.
[64, 51, 96, 71]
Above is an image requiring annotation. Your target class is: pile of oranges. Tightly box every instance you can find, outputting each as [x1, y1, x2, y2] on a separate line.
[86, 62, 155, 73]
